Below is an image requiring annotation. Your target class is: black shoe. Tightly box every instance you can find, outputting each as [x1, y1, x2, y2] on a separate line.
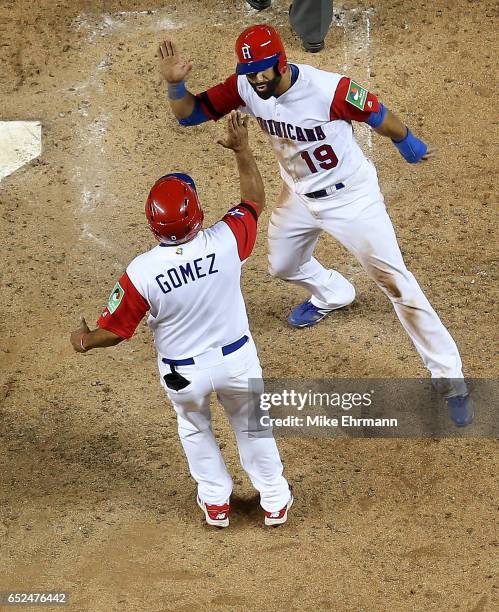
[303, 41, 325, 53]
[289, 5, 325, 53]
[246, 0, 272, 10]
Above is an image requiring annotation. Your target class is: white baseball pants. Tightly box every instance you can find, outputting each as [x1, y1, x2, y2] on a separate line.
[159, 336, 290, 512]
[268, 159, 465, 382]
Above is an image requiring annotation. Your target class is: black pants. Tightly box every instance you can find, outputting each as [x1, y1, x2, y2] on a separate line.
[290, 0, 333, 44]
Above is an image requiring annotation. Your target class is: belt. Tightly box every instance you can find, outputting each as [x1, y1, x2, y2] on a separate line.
[162, 335, 249, 366]
[305, 182, 345, 199]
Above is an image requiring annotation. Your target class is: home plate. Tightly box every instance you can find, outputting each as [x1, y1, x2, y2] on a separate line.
[0, 121, 42, 181]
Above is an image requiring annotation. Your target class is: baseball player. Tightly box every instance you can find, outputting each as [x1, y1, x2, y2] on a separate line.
[157, 25, 473, 426]
[70, 112, 293, 527]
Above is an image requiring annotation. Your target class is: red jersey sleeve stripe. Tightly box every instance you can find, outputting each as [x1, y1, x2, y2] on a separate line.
[97, 272, 149, 339]
[196, 74, 245, 121]
[222, 200, 259, 261]
[330, 76, 380, 123]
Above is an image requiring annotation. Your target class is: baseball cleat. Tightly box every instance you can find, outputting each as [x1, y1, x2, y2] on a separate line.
[303, 41, 325, 53]
[264, 492, 294, 527]
[288, 300, 335, 328]
[446, 394, 475, 427]
[196, 496, 230, 528]
[246, 0, 272, 10]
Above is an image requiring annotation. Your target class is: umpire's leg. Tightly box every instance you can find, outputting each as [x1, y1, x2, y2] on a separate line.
[290, 0, 333, 49]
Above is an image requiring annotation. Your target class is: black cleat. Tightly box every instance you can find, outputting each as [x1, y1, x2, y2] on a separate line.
[303, 40, 325, 53]
[246, 0, 272, 10]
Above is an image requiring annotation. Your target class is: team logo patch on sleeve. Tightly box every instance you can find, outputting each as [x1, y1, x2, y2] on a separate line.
[228, 208, 245, 217]
[346, 80, 368, 110]
[107, 281, 124, 314]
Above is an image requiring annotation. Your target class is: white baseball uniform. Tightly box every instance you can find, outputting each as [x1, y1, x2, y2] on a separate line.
[197, 64, 465, 385]
[97, 200, 290, 511]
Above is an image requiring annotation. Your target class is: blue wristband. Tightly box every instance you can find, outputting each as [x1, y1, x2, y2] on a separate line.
[392, 129, 427, 163]
[366, 103, 387, 128]
[167, 80, 186, 100]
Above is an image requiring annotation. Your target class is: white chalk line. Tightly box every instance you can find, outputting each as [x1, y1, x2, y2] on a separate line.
[81, 224, 111, 249]
[71, 49, 112, 248]
[365, 11, 373, 151]
[336, 7, 375, 153]
[71, 10, 182, 42]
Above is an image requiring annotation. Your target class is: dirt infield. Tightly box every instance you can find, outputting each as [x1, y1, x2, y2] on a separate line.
[0, 1, 497, 610]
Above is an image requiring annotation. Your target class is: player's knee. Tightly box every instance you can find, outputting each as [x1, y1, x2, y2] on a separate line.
[368, 267, 404, 300]
[268, 255, 295, 280]
[177, 419, 211, 438]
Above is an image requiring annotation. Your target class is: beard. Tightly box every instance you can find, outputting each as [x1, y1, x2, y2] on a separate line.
[249, 72, 282, 99]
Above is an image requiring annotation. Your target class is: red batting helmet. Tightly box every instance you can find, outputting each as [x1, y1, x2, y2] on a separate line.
[235, 25, 287, 76]
[145, 173, 204, 245]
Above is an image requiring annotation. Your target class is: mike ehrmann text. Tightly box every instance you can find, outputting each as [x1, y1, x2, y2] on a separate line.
[260, 415, 398, 427]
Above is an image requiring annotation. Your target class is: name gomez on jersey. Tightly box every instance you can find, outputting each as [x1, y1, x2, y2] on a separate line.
[97, 201, 260, 360]
[196, 64, 380, 194]
[155, 253, 218, 294]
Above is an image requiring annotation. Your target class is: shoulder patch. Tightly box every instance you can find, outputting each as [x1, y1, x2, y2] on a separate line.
[228, 208, 245, 218]
[346, 80, 368, 110]
[107, 281, 124, 314]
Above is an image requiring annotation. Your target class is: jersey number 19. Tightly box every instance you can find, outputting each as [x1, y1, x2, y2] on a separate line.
[300, 144, 338, 173]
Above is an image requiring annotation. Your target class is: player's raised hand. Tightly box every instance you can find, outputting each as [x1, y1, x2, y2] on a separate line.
[217, 111, 249, 152]
[158, 39, 193, 83]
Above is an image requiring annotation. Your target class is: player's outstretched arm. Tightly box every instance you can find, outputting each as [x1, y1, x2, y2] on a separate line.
[373, 109, 406, 140]
[70, 316, 124, 353]
[218, 111, 265, 213]
[158, 39, 197, 119]
[374, 109, 437, 162]
[158, 38, 243, 127]
[333, 78, 435, 163]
